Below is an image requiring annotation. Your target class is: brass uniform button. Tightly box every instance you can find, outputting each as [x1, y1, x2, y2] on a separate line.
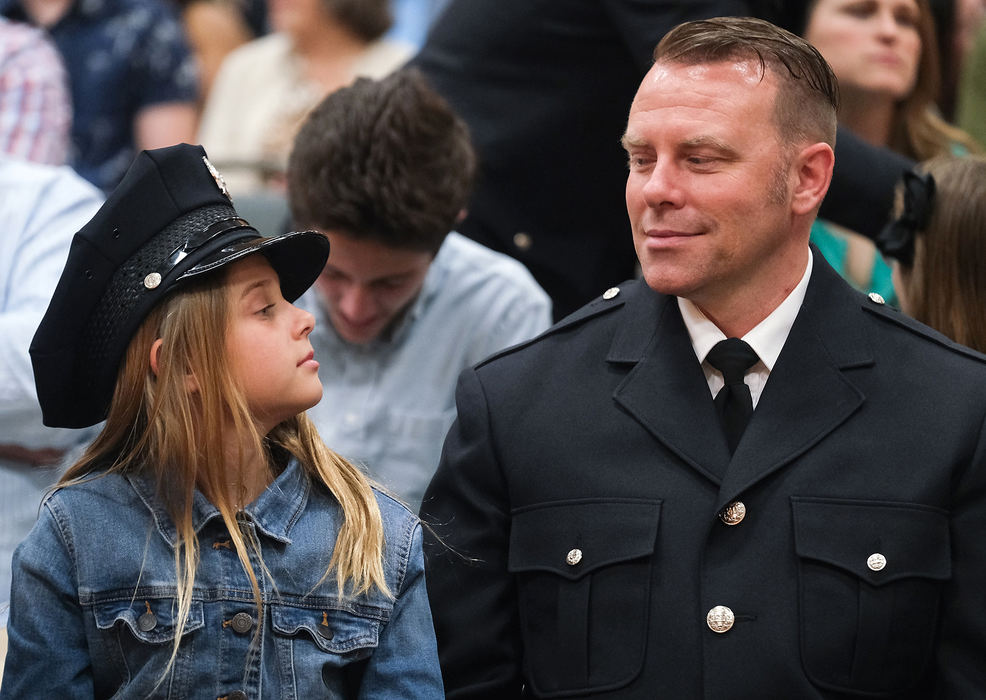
[706, 605, 735, 634]
[230, 612, 254, 634]
[718, 501, 746, 525]
[867, 553, 887, 571]
[566, 548, 583, 566]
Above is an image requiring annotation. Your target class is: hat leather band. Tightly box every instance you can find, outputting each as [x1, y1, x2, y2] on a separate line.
[164, 217, 254, 270]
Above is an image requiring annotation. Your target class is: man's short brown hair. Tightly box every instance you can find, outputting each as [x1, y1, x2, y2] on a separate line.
[288, 67, 477, 253]
[654, 16, 839, 147]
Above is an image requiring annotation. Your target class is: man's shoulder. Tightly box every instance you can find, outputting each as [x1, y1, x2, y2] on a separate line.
[860, 295, 986, 370]
[474, 278, 641, 370]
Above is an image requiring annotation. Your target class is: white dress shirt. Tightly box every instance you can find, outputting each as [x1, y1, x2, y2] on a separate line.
[678, 251, 813, 408]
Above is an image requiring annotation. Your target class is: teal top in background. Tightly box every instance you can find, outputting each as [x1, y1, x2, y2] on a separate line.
[810, 219, 897, 306]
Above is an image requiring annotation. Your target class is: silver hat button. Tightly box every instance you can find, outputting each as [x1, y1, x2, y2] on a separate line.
[143, 272, 162, 289]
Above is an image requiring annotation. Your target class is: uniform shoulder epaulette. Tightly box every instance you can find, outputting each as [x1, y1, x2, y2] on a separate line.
[861, 291, 986, 365]
[476, 281, 633, 368]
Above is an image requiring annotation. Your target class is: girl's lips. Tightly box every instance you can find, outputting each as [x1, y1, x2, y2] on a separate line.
[298, 351, 316, 367]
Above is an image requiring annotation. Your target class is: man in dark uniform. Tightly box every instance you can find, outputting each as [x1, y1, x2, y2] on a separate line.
[411, 0, 913, 318]
[421, 17, 986, 698]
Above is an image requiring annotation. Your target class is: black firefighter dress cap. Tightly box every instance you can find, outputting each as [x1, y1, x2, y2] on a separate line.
[30, 143, 329, 429]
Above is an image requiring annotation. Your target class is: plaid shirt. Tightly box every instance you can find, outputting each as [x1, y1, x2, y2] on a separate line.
[0, 18, 70, 165]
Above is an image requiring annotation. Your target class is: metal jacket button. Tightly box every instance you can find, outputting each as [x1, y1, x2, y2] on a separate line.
[566, 548, 583, 565]
[707, 605, 735, 633]
[719, 501, 746, 525]
[230, 612, 253, 634]
[867, 553, 887, 571]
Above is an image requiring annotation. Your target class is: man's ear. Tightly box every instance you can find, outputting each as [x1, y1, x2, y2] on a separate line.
[792, 142, 835, 216]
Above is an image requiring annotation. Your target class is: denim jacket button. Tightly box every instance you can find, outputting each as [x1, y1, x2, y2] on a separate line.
[231, 612, 254, 634]
[137, 611, 157, 632]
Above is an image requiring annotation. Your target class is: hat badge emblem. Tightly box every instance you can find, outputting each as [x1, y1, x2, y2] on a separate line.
[202, 156, 230, 200]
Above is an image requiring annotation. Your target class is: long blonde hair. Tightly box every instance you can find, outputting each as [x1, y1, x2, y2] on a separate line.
[890, 0, 981, 159]
[59, 264, 388, 675]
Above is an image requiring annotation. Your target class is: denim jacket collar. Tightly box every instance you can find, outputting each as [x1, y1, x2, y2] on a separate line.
[127, 457, 311, 550]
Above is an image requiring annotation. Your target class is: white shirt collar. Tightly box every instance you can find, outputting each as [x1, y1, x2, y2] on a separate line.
[679, 250, 813, 369]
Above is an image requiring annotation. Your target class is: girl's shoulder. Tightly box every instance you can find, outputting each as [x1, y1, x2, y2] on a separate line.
[43, 470, 140, 511]
[371, 487, 422, 547]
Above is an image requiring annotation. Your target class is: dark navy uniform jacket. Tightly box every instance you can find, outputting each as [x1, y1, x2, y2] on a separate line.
[421, 249, 986, 698]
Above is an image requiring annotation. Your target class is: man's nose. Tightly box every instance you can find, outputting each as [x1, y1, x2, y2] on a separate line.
[338, 285, 375, 321]
[642, 159, 683, 208]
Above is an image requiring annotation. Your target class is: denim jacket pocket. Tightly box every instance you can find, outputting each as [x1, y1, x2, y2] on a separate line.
[90, 596, 204, 695]
[270, 603, 382, 695]
[792, 497, 950, 696]
[507, 498, 662, 697]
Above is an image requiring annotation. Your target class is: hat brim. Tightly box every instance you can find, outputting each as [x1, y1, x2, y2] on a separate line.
[177, 229, 329, 302]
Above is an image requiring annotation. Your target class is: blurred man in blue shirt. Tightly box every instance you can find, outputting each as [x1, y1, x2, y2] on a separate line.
[287, 68, 551, 510]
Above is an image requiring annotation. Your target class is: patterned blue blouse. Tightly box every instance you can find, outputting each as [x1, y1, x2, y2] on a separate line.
[1, 0, 198, 192]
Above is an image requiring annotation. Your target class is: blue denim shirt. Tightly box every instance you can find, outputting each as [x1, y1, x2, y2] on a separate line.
[1, 457, 444, 698]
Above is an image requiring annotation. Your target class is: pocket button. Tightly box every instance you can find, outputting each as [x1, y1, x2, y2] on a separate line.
[566, 548, 583, 566]
[867, 552, 887, 571]
[137, 611, 157, 632]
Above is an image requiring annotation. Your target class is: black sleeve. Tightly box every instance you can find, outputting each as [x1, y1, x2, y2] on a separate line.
[823, 126, 915, 240]
[420, 368, 524, 699]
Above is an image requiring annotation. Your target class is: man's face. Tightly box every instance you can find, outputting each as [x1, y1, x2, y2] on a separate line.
[314, 232, 434, 345]
[623, 59, 805, 321]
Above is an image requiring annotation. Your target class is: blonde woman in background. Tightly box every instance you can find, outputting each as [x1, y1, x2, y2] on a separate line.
[802, 0, 980, 304]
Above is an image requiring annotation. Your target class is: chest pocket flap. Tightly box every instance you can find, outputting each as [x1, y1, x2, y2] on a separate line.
[508, 499, 662, 581]
[93, 597, 205, 644]
[270, 604, 380, 655]
[792, 496, 950, 585]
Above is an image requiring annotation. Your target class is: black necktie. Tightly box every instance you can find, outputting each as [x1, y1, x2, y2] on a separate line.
[706, 338, 760, 454]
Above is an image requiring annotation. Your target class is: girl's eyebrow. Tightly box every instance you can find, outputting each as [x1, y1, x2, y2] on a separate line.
[239, 277, 276, 299]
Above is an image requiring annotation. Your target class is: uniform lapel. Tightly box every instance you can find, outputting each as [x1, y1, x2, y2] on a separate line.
[715, 253, 872, 511]
[611, 285, 732, 484]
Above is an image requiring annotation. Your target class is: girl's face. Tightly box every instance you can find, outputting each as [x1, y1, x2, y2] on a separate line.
[225, 254, 322, 432]
[804, 0, 922, 101]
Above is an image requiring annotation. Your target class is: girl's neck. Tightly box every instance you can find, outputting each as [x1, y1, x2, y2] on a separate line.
[837, 88, 896, 147]
[219, 435, 273, 509]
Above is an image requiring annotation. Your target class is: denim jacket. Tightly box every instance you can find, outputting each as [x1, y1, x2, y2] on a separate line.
[1, 457, 444, 699]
